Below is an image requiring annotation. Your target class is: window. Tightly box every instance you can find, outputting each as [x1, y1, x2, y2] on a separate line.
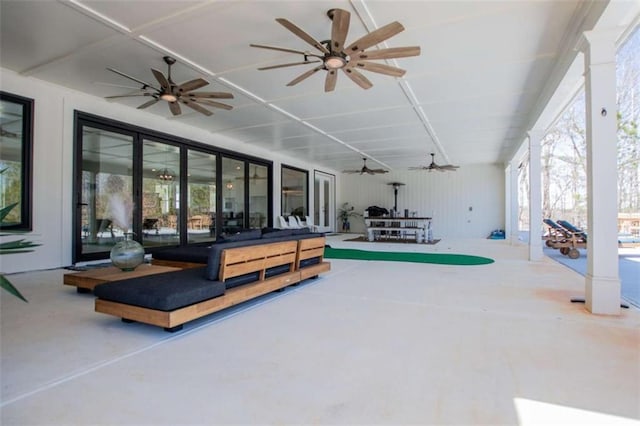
[281, 165, 308, 217]
[0, 92, 33, 231]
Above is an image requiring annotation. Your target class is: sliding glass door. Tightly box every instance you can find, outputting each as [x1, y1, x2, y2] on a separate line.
[75, 124, 135, 260]
[187, 149, 216, 243]
[141, 140, 180, 248]
[73, 112, 272, 263]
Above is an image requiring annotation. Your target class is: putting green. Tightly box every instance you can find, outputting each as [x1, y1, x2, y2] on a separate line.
[323, 247, 494, 266]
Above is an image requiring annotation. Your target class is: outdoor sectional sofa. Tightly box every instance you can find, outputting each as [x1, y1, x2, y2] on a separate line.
[94, 228, 330, 332]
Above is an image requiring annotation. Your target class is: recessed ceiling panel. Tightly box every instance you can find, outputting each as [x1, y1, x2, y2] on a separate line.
[0, 1, 119, 73]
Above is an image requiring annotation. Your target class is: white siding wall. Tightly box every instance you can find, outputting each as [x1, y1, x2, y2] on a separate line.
[0, 69, 328, 273]
[339, 164, 505, 239]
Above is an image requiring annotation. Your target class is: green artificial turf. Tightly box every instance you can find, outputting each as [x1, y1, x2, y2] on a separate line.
[323, 247, 494, 266]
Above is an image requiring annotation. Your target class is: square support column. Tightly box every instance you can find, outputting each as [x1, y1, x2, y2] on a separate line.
[581, 29, 621, 315]
[528, 130, 544, 261]
[505, 160, 520, 245]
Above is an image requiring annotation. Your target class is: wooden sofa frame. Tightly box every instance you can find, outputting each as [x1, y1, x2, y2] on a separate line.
[95, 236, 330, 331]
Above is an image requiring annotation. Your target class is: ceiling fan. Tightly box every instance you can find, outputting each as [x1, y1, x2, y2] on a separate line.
[250, 8, 420, 92]
[342, 158, 389, 175]
[104, 56, 234, 117]
[409, 153, 459, 172]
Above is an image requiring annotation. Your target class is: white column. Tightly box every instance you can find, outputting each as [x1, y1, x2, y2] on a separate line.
[528, 130, 544, 261]
[507, 160, 520, 245]
[581, 30, 621, 315]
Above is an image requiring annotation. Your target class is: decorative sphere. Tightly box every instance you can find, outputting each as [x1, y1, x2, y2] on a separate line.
[110, 234, 145, 271]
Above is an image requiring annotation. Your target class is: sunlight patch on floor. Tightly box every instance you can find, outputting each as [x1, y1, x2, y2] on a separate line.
[514, 398, 640, 425]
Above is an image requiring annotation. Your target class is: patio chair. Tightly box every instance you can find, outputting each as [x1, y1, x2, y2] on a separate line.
[545, 219, 587, 259]
[557, 220, 587, 242]
[276, 215, 290, 229]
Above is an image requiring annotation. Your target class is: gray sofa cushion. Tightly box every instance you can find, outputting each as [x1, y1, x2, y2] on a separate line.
[94, 267, 225, 311]
[218, 229, 262, 242]
[153, 246, 210, 264]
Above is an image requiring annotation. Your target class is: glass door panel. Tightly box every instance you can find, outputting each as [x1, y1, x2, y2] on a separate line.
[248, 163, 268, 229]
[141, 141, 180, 248]
[79, 126, 134, 257]
[314, 171, 334, 232]
[282, 166, 307, 218]
[187, 150, 216, 244]
[222, 157, 245, 233]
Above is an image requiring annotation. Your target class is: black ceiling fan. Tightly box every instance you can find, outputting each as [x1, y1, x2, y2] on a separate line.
[342, 158, 389, 175]
[103, 56, 234, 117]
[250, 8, 420, 92]
[409, 153, 459, 172]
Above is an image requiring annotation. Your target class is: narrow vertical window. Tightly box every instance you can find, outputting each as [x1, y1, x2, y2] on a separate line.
[0, 92, 33, 231]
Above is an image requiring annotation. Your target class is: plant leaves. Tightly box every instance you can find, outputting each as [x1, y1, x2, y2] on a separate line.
[0, 202, 19, 223]
[0, 274, 28, 302]
[0, 239, 41, 252]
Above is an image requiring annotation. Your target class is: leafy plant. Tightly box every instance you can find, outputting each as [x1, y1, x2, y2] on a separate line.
[0, 167, 39, 302]
[338, 202, 361, 222]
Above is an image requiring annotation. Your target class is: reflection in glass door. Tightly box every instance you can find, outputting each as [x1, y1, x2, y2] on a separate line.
[141, 141, 180, 248]
[78, 126, 134, 258]
[222, 157, 245, 233]
[187, 150, 216, 244]
[248, 163, 268, 229]
[314, 171, 335, 233]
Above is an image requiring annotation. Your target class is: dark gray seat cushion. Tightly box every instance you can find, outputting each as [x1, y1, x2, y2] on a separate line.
[152, 246, 210, 264]
[94, 267, 225, 311]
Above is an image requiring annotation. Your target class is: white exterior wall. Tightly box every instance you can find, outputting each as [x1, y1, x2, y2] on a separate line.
[0, 69, 329, 274]
[340, 164, 505, 239]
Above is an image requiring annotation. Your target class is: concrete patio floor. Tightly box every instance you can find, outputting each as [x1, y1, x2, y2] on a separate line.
[1, 235, 639, 425]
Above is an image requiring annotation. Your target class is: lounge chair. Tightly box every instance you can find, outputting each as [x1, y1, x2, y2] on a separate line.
[543, 219, 586, 259]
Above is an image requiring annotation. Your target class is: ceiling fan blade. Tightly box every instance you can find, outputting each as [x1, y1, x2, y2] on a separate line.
[250, 43, 320, 57]
[345, 21, 404, 53]
[369, 168, 389, 174]
[440, 165, 459, 170]
[342, 68, 373, 90]
[342, 170, 360, 174]
[186, 92, 234, 99]
[105, 91, 151, 99]
[107, 67, 157, 90]
[351, 61, 406, 77]
[330, 8, 350, 52]
[196, 99, 233, 110]
[168, 101, 181, 116]
[408, 166, 427, 170]
[151, 68, 170, 90]
[325, 69, 338, 92]
[286, 65, 324, 87]
[258, 60, 321, 71]
[177, 78, 209, 93]
[180, 99, 213, 116]
[276, 18, 330, 54]
[354, 46, 421, 60]
[137, 98, 160, 109]
[95, 81, 146, 90]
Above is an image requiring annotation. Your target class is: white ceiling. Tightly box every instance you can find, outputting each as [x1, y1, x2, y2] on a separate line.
[0, 0, 636, 173]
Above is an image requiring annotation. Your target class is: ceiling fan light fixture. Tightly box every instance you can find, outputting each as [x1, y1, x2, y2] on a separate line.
[160, 93, 177, 102]
[325, 56, 346, 69]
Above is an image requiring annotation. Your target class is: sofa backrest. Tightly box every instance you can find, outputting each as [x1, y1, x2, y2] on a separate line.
[219, 240, 298, 282]
[204, 231, 323, 281]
